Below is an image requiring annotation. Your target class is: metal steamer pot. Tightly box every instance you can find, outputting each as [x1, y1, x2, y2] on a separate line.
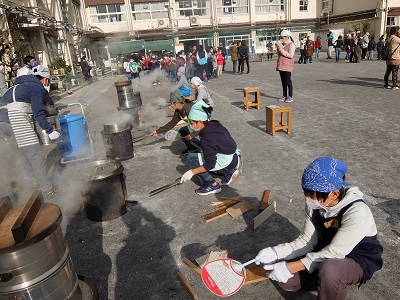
[0, 197, 81, 300]
[114, 80, 142, 109]
[80, 160, 127, 222]
[102, 122, 134, 161]
[33, 115, 62, 145]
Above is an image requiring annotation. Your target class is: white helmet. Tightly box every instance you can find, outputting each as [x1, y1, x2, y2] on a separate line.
[30, 65, 51, 79]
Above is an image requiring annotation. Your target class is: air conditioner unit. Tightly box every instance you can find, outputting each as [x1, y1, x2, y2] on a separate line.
[158, 19, 166, 27]
[189, 15, 200, 26]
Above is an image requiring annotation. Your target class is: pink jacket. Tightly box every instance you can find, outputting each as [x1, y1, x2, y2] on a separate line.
[276, 41, 295, 72]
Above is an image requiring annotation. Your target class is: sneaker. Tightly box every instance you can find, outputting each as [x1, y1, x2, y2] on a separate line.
[277, 96, 286, 102]
[221, 170, 240, 186]
[384, 85, 392, 89]
[392, 86, 399, 90]
[284, 97, 294, 103]
[43, 185, 59, 198]
[195, 183, 222, 195]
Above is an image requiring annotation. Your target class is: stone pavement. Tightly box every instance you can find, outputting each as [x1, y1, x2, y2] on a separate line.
[1, 56, 399, 300]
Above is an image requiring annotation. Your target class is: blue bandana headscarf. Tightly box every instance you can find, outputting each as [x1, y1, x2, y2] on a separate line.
[302, 157, 349, 192]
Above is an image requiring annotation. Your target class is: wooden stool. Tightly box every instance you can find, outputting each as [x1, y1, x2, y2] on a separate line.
[265, 105, 291, 136]
[243, 87, 261, 110]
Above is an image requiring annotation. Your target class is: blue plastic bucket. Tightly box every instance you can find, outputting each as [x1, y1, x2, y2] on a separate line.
[59, 114, 89, 160]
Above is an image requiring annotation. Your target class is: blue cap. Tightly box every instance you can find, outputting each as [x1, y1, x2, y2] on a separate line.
[302, 157, 350, 192]
[188, 100, 209, 121]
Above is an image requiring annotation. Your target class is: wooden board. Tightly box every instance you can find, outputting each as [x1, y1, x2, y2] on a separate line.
[0, 196, 12, 224]
[213, 198, 242, 211]
[253, 201, 276, 230]
[226, 201, 253, 219]
[244, 266, 268, 285]
[258, 190, 271, 213]
[181, 257, 202, 276]
[201, 209, 229, 222]
[11, 190, 43, 244]
[178, 271, 198, 299]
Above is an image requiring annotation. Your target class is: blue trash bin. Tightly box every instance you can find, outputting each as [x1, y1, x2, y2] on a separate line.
[59, 114, 90, 161]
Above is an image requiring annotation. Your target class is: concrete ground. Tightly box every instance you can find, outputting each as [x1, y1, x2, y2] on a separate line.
[1, 55, 399, 300]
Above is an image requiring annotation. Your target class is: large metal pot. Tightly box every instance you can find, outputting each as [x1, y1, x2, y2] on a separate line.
[0, 196, 82, 300]
[114, 80, 142, 109]
[102, 122, 134, 161]
[80, 160, 127, 222]
[34, 115, 62, 145]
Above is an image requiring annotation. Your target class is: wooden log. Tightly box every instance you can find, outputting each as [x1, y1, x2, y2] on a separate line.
[0, 196, 12, 224]
[213, 198, 242, 211]
[202, 209, 229, 223]
[181, 257, 202, 276]
[244, 266, 268, 285]
[253, 201, 276, 230]
[258, 190, 271, 213]
[177, 271, 198, 299]
[11, 190, 44, 244]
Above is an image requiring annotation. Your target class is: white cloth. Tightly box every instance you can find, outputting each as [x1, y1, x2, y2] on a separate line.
[17, 66, 30, 77]
[272, 187, 378, 273]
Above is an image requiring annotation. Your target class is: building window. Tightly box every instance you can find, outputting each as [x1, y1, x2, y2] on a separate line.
[387, 16, 396, 26]
[176, 0, 209, 17]
[73, 3, 82, 26]
[255, 0, 284, 14]
[299, 0, 308, 11]
[89, 4, 126, 23]
[322, 0, 332, 13]
[216, 0, 249, 15]
[132, 2, 168, 20]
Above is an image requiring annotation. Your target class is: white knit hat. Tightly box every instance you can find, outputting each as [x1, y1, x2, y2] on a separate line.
[191, 76, 202, 86]
[280, 30, 292, 37]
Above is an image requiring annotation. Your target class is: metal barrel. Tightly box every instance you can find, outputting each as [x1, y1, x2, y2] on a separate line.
[80, 160, 127, 222]
[101, 124, 134, 161]
[114, 80, 142, 109]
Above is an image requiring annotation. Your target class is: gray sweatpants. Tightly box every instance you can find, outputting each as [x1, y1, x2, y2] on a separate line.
[278, 258, 363, 300]
[0, 122, 52, 191]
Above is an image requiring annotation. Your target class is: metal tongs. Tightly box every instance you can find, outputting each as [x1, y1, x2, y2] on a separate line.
[149, 178, 182, 197]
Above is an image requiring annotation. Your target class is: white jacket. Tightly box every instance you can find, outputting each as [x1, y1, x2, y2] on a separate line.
[273, 187, 378, 273]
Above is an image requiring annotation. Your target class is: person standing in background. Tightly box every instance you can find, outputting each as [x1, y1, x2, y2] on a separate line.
[383, 26, 400, 89]
[196, 45, 208, 82]
[344, 34, 352, 61]
[229, 41, 239, 74]
[314, 36, 322, 58]
[361, 32, 370, 59]
[367, 36, 376, 60]
[218, 43, 226, 72]
[238, 40, 249, 74]
[334, 35, 344, 62]
[298, 36, 306, 64]
[276, 30, 295, 103]
[80, 56, 93, 84]
[326, 31, 334, 59]
[17, 55, 38, 77]
[266, 40, 274, 61]
[305, 36, 314, 63]
[216, 49, 224, 77]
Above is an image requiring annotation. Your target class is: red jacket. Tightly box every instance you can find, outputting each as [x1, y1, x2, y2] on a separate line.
[217, 53, 224, 65]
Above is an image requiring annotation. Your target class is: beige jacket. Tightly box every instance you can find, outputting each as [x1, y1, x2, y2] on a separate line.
[387, 35, 400, 65]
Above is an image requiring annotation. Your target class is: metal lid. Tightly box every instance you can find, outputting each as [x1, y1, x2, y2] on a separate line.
[80, 159, 124, 181]
[103, 122, 131, 133]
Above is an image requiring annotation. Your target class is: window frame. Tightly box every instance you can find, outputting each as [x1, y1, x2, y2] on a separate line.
[299, 0, 308, 12]
[89, 4, 126, 24]
[131, 2, 169, 21]
[254, 0, 284, 15]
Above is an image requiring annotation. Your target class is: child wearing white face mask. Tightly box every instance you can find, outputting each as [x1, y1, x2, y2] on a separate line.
[255, 156, 383, 300]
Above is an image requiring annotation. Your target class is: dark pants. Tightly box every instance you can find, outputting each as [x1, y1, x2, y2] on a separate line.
[384, 64, 399, 87]
[239, 57, 249, 73]
[298, 49, 305, 63]
[278, 258, 363, 300]
[279, 71, 293, 97]
[361, 48, 368, 59]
